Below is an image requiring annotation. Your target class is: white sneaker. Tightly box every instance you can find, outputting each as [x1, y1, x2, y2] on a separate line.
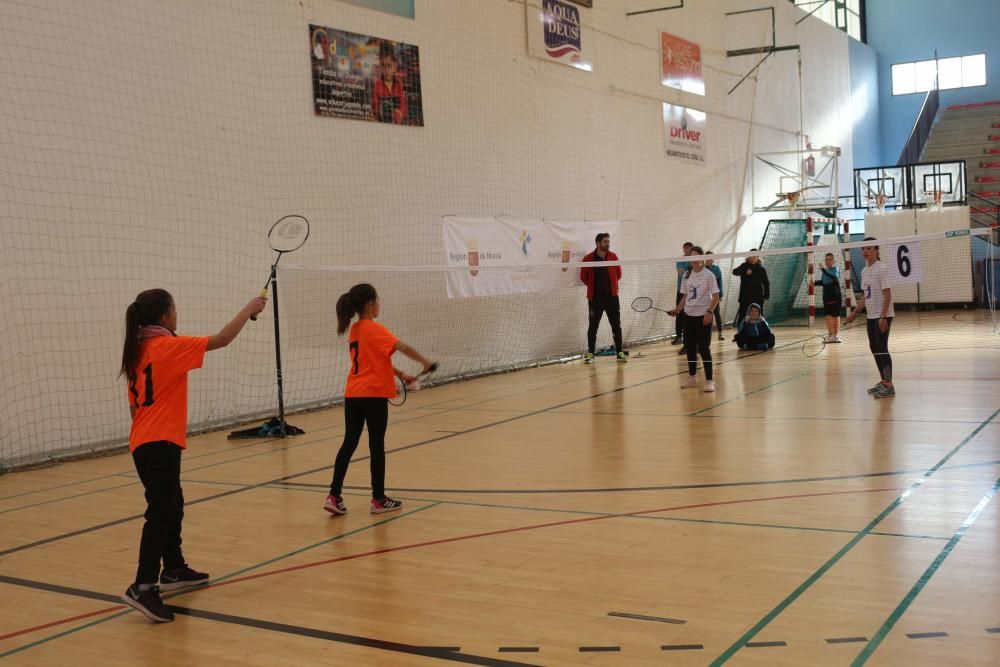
[681, 376, 698, 389]
[703, 381, 716, 393]
[829, 335, 842, 343]
[822, 335, 832, 344]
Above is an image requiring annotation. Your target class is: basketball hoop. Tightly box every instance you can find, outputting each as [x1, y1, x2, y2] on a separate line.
[866, 193, 887, 215]
[785, 191, 801, 212]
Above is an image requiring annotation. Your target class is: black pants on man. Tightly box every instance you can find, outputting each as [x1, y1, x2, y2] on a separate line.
[133, 441, 186, 585]
[587, 294, 623, 354]
[674, 291, 687, 344]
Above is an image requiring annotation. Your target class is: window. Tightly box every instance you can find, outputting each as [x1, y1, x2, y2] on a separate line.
[891, 54, 987, 95]
[791, 0, 864, 42]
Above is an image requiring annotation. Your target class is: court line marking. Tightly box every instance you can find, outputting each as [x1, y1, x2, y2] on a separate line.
[0, 338, 802, 555]
[850, 476, 1000, 665]
[0, 367, 589, 504]
[707, 407, 1000, 666]
[268, 480, 947, 541]
[607, 611, 684, 624]
[0, 487, 897, 649]
[283, 459, 1000, 496]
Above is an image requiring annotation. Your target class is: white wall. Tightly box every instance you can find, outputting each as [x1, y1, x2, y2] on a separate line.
[0, 0, 860, 467]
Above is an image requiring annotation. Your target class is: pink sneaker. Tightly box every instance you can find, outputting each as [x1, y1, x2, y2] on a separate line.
[324, 494, 347, 515]
[703, 381, 716, 393]
[681, 376, 698, 389]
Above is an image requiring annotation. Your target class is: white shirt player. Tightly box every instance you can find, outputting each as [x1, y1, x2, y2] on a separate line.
[861, 260, 895, 319]
[679, 268, 720, 318]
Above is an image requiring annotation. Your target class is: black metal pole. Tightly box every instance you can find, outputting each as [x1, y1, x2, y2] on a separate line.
[269, 263, 287, 437]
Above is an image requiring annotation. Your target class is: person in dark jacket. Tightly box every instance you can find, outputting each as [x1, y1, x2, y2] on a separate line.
[580, 233, 625, 364]
[734, 303, 775, 350]
[815, 252, 843, 343]
[732, 250, 770, 339]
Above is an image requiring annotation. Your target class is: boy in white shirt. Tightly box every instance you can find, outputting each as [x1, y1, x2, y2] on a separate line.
[846, 237, 895, 398]
[669, 245, 721, 392]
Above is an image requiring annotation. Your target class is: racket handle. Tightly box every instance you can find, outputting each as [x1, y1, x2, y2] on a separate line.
[250, 287, 268, 322]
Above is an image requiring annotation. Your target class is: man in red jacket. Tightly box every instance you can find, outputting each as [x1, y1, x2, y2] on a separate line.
[580, 233, 625, 364]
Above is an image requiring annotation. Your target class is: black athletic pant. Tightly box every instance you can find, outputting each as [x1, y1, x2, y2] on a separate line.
[587, 294, 623, 354]
[329, 397, 389, 498]
[674, 292, 686, 343]
[133, 441, 186, 585]
[684, 314, 714, 380]
[866, 317, 893, 382]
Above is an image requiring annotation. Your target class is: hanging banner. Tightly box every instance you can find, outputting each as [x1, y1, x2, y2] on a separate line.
[661, 32, 704, 95]
[443, 218, 621, 297]
[526, 0, 594, 71]
[309, 24, 424, 126]
[663, 103, 706, 164]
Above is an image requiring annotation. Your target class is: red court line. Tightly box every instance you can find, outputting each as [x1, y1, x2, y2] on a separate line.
[0, 606, 123, 641]
[200, 486, 903, 591]
[0, 486, 899, 642]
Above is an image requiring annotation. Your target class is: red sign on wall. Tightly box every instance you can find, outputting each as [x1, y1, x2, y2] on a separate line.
[661, 32, 704, 96]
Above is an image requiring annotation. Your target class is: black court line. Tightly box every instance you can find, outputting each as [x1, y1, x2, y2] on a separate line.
[0, 575, 536, 667]
[906, 631, 948, 639]
[607, 611, 685, 624]
[313, 458, 1000, 496]
[498, 647, 539, 653]
[986, 627, 1000, 633]
[826, 636, 869, 644]
[579, 646, 620, 652]
[0, 340, 793, 557]
[746, 640, 787, 648]
[662, 644, 704, 651]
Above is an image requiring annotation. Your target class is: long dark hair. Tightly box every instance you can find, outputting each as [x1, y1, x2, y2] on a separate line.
[336, 283, 378, 335]
[120, 289, 174, 383]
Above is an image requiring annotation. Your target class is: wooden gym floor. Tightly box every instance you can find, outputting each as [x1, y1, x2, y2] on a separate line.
[1, 317, 998, 666]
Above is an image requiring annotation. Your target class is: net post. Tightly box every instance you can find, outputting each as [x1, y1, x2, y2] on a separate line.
[270, 263, 287, 437]
[841, 221, 854, 317]
[806, 217, 815, 327]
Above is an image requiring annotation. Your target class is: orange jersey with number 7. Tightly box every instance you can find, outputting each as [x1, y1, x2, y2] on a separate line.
[126, 336, 209, 452]
[345, 319, 399, 399]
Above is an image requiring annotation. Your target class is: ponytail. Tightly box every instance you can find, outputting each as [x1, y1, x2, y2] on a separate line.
[120, 289, 174, 383]
[336, 283, 378, 335]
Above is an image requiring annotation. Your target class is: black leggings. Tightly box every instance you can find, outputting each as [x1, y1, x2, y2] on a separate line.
[587, 294, 623, 354]
[133, 441, 186, 585]
[329, 398, 389, 498]
[684, 314, 713, 379]
[674, 292, 686, 342]
[866, 317, 893, 382]
[712, 304, 723, 335]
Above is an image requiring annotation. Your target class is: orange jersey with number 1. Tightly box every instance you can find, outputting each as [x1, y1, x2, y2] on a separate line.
[127, 336, 209, 452]
[345, 320, 399, 399]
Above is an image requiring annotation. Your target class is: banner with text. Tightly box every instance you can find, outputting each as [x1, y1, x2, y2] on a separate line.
[661, 32, 704, 95]
[526, 0, 594, 71]
[663, 103, 706, 164]
[310, 24, 423, 125]
[443, 217, 622, 297]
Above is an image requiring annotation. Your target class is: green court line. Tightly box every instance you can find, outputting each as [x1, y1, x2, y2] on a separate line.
[707, 407, 1000, 666]
[0, 502, 440, 659]
[850, 476, 1000, 665]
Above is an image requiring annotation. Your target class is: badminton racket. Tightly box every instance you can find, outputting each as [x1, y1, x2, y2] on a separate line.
[250, 215, 310, 321]
[631, 297, 674, 315]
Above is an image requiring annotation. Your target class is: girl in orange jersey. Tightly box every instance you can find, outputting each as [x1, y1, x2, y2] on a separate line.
[325, 283, 434, 516]
[119, 289, 267, 623]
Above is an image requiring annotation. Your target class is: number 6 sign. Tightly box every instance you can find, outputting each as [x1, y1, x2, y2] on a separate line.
[887, 241, 923, 284]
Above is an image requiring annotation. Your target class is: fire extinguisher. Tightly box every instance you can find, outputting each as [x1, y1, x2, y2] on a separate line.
[803, 142, 816, 177]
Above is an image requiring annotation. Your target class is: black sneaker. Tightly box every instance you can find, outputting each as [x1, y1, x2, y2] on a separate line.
[159, 565, 209, 591]
[371, 496, 403, 514]
[122, 584, 174, 623]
